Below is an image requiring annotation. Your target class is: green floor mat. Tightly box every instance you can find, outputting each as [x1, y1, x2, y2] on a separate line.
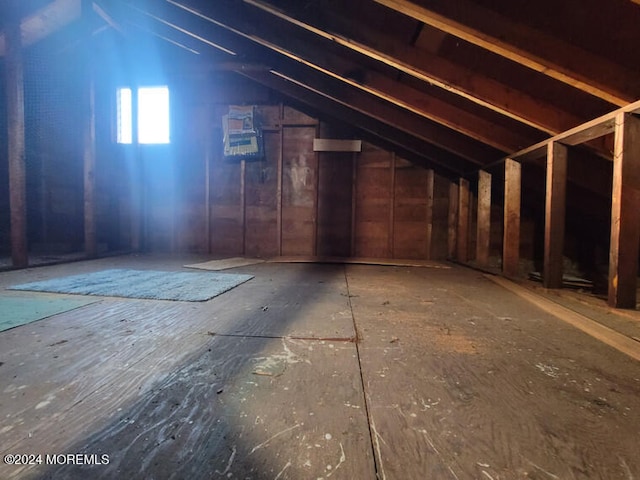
[0, 295, 97, 332]
[9, 269, 254, 302]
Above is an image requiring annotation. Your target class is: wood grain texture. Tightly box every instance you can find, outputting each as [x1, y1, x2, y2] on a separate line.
[487, 275, 640, 362]
[543, 142, 568, 289]
[0, 257, 367, 479]
[354, 146, 392, 258]
[317, 152, 353, 257]
[447, 181, 458, 259]
[608, 113, 640, 308]
[347, 264, 640, 480]
[5, 12, 28, 268]
[244, 132, 279, 258]
[393, 160, 430, 260]
[456, 178, 470, 262]
[3, 255, 640, 479]
[476, 170, 491, 266]
[503, 159, 521, 277]
[282, 127, 317, 256]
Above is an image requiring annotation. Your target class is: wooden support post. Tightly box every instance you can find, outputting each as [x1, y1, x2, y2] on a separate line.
[83, 78, 97, 258]
[457, 178, 470, 262]
[204, 121, 212, 254]
[447, 181, 458, 259]
[276, 104, 284, 256]
[351, 152, 358, 257]
[82, 0, 97, 258]
[503, 158, 521, 277]
[425, 169, 434, 260]
[240, 158, 246, 256]
[389, 152, 396, 257]
[313, 124, 320, 257]
[543, 142, 568, 289]
[608, 113, 640, 308]
[5, 11, 28, 268]
[476, 170, 491, 266]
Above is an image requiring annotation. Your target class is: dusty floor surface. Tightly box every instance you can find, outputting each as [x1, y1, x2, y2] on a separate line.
[0, 254, 639, 479]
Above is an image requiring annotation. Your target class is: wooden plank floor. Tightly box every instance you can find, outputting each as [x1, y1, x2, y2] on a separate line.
[0, 255, 639, 479]
[348, 265, 640, 480]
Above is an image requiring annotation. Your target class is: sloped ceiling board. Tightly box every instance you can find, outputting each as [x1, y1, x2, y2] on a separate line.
[243, 0, 585, 135]
[373, 0, 638, 106]
[114, 3, 477, 176]
[166, 0, 542, 152]
[123, 0, 506, 164]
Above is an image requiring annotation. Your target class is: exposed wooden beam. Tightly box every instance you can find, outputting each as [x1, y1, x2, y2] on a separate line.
[127, 0, 501, 165]
[608, 113, 640, 308]
[93, 1, 124, 34]
[243, 69, 470, 176]
[457, 178, 470, 262]
[447, 182, 458, 258]
[82, 0, 97, 258]
[425, 169, 434, 260]
[476, 170, 491, 266]
[482, 99, 640, 170]
[168, 0, 537, 151]
[362, 73, 534, 151]
[503, 158, 521, 277]
[5, 10, 28, 268]
[374, 0, 637, 106]
[543, 142, 568, 289]
[244, 0, 584, 135]
[0, 0, 81, 56]
[123, 1, 237, 55]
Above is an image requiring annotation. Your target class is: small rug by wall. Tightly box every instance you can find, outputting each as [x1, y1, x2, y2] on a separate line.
[9, 269, 254, 302]
[184, 257, 266, 271]
[0, 294, 97, 332]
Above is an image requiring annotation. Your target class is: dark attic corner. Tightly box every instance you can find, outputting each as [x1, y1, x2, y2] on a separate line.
[1, 0, 640, 478]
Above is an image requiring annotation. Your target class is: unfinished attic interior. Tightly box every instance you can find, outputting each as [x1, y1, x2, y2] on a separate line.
[1, 0, 640, 477]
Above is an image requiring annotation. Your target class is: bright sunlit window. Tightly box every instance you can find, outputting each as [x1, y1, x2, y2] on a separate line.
[116, 88, 132, 144]
[116, 86, 170, 145]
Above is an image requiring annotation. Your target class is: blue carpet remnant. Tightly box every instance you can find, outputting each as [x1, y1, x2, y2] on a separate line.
[9, 269, 254, 302]
[0, 295, 97, 332]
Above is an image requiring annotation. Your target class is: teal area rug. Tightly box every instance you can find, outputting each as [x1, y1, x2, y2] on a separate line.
[0, 295, 97, 332]
[9, 269, 254, 302]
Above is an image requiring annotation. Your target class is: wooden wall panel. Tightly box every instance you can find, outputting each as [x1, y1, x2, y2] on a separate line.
[281, 126, 317, 256]
[259, 105, 281, 127]
[317, 152, 353, 257]
[283, 106, 316, 125]
[354, 144, 392, 257]
[174, 101, 208, 254]
[431, 174, 450, 260]
[210, 154, 243, 255]
[393, 158, 429, 259]
[244, 132, 279, 258]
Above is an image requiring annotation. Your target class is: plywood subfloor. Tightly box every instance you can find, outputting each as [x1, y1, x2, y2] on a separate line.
[1, 255, 639, 479]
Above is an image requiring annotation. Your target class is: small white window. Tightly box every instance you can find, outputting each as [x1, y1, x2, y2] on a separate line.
[116, 85, 170, 145]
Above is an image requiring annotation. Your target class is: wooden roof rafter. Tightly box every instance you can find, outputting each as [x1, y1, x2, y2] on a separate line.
[113, 0, 491, 174]
[120, 0, 511, 162]
[243, 0, 585, 135]
[374, 0, 639, 106]
[166, 0, 541, 152]
[255, 69, 472, 178]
